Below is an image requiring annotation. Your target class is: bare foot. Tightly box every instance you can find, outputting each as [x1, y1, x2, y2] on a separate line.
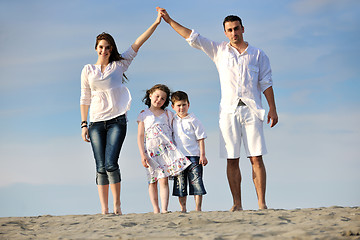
[180, 206, 187, 213]
[230, 205, 243, 212]
[114, 208, 122, 215]
[161, 211, 171, 214]
[259, 204, 268, 210]
[101, 208, 109, 215]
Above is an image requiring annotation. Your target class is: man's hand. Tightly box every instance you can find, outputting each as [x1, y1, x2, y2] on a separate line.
[156, 7, 171, 23]
[267, 108, 278, 128]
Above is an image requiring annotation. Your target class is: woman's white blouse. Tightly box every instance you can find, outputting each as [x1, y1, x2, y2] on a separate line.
[80, 47, 137, 122]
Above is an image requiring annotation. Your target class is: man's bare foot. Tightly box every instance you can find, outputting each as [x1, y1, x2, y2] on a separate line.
[230, 205, 243, 212]
[259, 204, 268, 210]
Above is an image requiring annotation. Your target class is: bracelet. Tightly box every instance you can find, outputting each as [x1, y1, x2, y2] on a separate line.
[81, 121, 88, 126]
[81, 125, 88, 128]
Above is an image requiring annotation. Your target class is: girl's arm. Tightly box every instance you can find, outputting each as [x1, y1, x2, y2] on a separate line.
[137, 121, 149, 168]
[80, 104, 90, 142]
[198, 138, 208, 166]
[131, 10, 162, 52]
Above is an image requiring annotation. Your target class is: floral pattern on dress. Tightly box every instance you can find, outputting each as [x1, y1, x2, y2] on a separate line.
[139, 109, 191, 184]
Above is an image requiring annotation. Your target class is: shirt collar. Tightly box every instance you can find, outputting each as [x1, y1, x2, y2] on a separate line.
[227, 41, 250, 56]
[175, 113, 193, 120]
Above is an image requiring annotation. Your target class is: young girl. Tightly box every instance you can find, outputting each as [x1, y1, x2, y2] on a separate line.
[80, 11, 162, 215]
[137, 84, 191, 213]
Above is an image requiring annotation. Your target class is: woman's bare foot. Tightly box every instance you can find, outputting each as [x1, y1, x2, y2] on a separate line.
[114, 206, 122, 215]
[230, 205, 243, 212]
[101, 208, 109, 215]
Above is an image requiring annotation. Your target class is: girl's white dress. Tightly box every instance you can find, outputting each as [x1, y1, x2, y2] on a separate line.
[137, 109, 191, 183]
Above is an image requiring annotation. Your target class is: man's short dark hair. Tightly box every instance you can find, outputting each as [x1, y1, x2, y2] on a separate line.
[223, 15, 243, 29]
[171, 91, 189, 104]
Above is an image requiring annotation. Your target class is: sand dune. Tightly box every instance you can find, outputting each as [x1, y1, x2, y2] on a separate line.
[1, 206, 359, 239]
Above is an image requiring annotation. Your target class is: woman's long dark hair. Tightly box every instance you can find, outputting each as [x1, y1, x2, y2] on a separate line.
[95, 32, 128, 82]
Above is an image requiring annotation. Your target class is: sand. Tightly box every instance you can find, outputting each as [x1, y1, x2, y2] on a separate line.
[0, 206, 359, 239]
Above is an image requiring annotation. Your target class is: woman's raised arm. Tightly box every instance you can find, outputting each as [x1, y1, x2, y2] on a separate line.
[131, 10, 162, 52]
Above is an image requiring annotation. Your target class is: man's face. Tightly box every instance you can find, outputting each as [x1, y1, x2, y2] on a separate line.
[224, 21, 244, 45]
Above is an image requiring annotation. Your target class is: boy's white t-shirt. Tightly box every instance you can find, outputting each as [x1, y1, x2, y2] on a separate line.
[172, 113, 207, 156]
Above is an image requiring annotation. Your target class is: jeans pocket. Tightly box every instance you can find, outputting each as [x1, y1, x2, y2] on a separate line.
[115, 115, 127, 125]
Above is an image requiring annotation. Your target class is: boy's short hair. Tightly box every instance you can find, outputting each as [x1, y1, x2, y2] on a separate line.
[171, 91, 189, 104]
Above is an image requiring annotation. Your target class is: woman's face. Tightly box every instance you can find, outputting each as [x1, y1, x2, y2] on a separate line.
[96, 39, 112, 61]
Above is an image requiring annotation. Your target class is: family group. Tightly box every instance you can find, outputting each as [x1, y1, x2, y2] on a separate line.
[80, 7, 278, 215]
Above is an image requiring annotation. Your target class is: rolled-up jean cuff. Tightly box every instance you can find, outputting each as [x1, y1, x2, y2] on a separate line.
[108, 169, 121, 184]
[96, 172, 109, 185]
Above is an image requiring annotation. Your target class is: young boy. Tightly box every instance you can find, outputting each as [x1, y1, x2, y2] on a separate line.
[171, 91, 208, 212]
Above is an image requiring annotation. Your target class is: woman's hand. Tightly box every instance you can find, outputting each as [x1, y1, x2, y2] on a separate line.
[82, 127, 90, 142]
[199, 156, 208, 166]
[155, 7, 162, 25]
[131, 8, 162, 52]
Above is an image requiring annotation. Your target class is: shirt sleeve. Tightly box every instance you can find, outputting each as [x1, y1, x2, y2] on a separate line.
[186, 30, 221, 62]
[118, 46, 137, 72]
[137, 111, 145, 122]
[258, 50, 273, 92]
[191, 116, 207, 140]
[80, 65, 91, 105]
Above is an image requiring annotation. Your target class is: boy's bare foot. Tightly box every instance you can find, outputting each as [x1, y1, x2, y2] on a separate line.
[230, 205, 243, 212]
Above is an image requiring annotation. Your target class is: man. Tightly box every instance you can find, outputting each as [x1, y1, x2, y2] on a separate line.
[157, 7, 278, 211]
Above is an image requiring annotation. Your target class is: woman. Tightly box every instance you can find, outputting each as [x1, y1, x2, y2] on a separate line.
[80, 11, 162, 215]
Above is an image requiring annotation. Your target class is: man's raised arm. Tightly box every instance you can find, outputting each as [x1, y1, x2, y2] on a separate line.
[157, 7, 192, 39]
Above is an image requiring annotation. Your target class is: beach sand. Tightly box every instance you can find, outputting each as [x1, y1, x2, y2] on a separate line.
[0, 206, 359, 239]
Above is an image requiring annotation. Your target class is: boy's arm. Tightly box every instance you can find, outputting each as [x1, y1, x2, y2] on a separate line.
[137, 121, 149, 168]
[198, 138, 208, 166]
[157, 7, 192, 39]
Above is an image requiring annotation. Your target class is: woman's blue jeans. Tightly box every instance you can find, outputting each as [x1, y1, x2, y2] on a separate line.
[89, 114, 127, 185]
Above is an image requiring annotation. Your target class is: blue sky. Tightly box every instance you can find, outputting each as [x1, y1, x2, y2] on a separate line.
[0, 0, 359, 217]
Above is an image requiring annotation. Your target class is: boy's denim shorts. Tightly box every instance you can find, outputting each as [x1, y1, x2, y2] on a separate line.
[173, 156, 206, 197]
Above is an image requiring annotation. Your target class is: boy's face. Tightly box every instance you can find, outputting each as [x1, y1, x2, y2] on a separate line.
[172, 100, 189, 118]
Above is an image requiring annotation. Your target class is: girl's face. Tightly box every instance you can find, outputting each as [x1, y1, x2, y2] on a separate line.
[96, 40, 112, 61]
[149, 89, 167, 109]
